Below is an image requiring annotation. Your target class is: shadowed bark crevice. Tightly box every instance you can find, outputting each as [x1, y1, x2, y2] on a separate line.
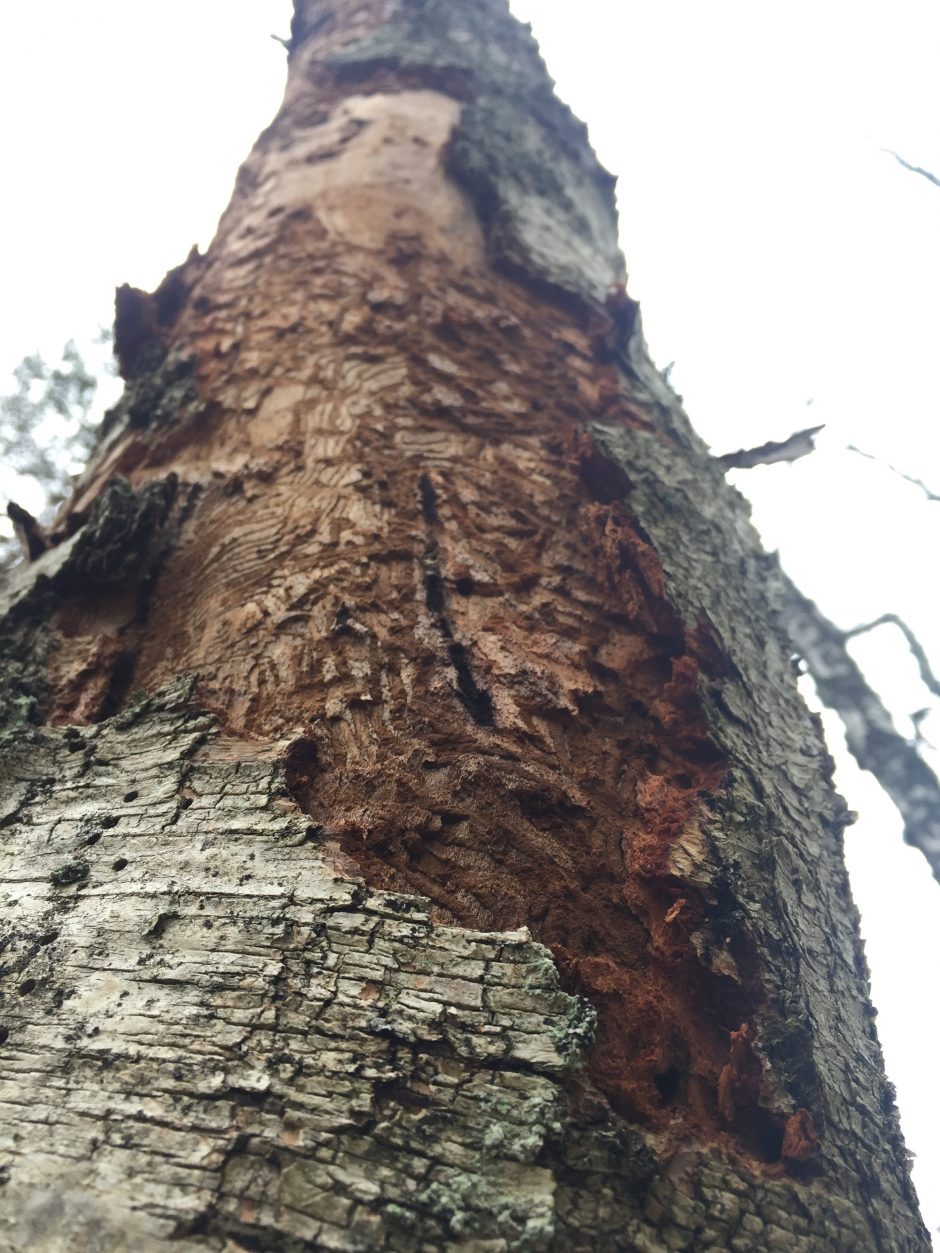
[418, 472, 494, 727]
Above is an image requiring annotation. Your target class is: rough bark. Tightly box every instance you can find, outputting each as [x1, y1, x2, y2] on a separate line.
[0, 1, 927, 1249]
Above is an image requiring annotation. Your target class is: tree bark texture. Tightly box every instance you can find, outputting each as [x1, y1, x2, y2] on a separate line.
[0, 1, 927, 1249]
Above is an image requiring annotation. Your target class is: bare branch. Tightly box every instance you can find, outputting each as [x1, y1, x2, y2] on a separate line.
[6, 501, 48, 562]
[883, 147, 940, 190]
[779, 577, 940, 882]
[847, 443, 940, 501]
[717, 424, 824, 470]
[844, 613, 940, 704]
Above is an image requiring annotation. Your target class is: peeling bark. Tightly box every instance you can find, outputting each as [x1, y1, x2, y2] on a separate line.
[0, 0, 927, 1248]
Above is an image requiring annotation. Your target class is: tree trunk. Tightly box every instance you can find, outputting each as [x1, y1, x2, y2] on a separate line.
[0, 2, 927, 1249]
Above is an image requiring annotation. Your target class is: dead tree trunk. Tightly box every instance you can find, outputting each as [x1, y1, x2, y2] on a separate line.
[0, 2, 927, 1249]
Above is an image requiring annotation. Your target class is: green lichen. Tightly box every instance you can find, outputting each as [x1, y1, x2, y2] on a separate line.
[414, 1172, 553, 1247]
[480, 1090, 561, 1159]
[551, 994, 597, 1063]
[0, 659, 47, 732]
[519, 944, 563, 992]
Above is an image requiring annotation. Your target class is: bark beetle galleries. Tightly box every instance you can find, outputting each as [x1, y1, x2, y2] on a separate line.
[10, 4, 924, 1241]
[54, 78, 785, 1163]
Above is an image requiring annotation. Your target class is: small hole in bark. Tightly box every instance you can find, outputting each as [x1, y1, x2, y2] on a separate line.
[179, 797, 193, 809]
[732, 1105, 786, 1164]
[83, 832, 102, 847]
[0, 1026, 8, 1044]
[123, 790, 139, 802]
[37, 931, 59, 946]
[173, 1211, 211, 1240]
[18, 979, 37, 996]
[100, 815, 119, 829]
[454, 576, 474, 595]
[756, 1116, 785, 1163]
[654, 1067, 681, 1105]
[112, 858, 128, 871]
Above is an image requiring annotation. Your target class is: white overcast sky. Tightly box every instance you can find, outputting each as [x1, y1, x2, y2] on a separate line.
[1, 1, 938, 1237]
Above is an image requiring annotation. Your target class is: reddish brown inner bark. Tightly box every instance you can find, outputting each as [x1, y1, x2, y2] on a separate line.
[45, 79, 792, 1160]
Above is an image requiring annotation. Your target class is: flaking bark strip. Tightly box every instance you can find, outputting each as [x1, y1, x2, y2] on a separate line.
[59, 474, 178, 588]
[94, 347, 200, 451]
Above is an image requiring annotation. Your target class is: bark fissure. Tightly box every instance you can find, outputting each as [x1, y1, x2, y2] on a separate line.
[418, 472, 495, 727]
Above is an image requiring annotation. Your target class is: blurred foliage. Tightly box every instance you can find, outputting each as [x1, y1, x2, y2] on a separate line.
[0, 331, 114, 571]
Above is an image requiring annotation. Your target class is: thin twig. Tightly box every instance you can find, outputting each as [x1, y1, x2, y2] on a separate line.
[847, 444, 940, 502]
[883, 147, 940, 190]
[844, 613, 940, 703]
